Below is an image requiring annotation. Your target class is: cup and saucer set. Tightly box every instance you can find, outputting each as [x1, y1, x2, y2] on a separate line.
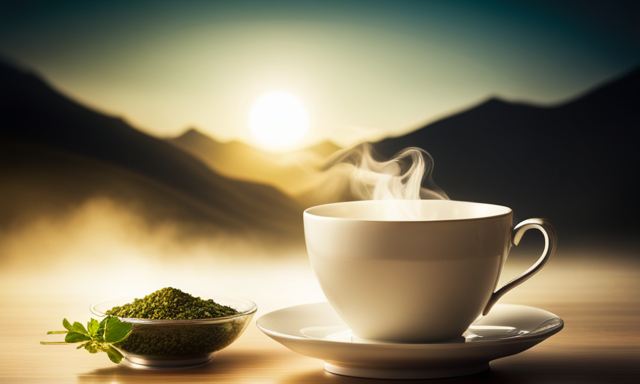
[257, 200, 564, 379]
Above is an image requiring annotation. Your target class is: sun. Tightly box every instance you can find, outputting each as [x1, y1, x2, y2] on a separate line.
[249, 92, 309, 150]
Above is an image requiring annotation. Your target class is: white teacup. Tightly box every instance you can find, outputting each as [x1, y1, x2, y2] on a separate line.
[304, 200, 557, 343]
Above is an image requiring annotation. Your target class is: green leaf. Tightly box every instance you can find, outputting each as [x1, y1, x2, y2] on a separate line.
[45, 317, 131, 364]
[84, 342, 99, 354]
[95, 318, 107, 342]
[105, 345, 124, 364]
[65, 331, 91, 343]
[104, 317, 132, 344]
[70, 321, 89, 335]
[87, 319, 100, 337]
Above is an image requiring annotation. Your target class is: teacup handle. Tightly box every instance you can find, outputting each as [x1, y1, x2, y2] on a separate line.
[482, 218, 557, 316]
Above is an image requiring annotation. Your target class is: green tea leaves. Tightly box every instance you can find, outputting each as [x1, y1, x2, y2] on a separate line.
[95, 320, 106, 343]
[42, 317, 132, 364]
[70, 321, 89, 335]
[84, 342, 100, 354]
[62, 318, 72, 332]
[105, 345, 124, 364]
[103, 317, 132, 344]
[87, 318, 100, 335]
[65, 332, 91, 343]
[106, 287, 238, 320]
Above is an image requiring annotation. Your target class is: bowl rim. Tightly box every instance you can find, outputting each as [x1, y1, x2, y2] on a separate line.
[90, 294, 258, 325]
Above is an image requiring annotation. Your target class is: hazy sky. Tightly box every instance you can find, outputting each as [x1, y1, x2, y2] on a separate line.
[2, 0, 638, 150]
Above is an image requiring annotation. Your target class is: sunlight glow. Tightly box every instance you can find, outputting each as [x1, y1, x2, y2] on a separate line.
[250, 92, 309, 149]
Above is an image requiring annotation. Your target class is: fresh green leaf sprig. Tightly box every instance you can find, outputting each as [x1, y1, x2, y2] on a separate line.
[41, 317, 133, 363]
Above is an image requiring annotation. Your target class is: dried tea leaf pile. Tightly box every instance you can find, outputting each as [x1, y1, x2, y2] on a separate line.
[105, 287, 248, 357]
[105, 287, 238, 319]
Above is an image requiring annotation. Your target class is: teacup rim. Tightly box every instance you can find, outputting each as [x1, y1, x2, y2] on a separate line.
[304, 200, 513, 223]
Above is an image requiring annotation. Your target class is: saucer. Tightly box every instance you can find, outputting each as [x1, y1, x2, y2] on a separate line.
[257, 302, 563, 379]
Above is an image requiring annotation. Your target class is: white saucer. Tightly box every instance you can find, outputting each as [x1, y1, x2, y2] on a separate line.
[257, 302, 563, 379]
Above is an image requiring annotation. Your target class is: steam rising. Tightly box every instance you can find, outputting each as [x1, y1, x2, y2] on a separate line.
[320, 143, 448, 219]
[325, 143, 448, 201]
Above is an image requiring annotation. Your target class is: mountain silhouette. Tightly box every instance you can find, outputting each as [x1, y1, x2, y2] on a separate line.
[3, 57, 637, 242]
[168, 129, 300, 194]
[304, 140, 342, 158]
[168, 128, 344, 206]
[0, 60, 304, 243]
[373, 66, 640, 237]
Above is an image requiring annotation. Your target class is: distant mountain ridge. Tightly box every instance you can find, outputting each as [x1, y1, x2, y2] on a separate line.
[2, 57, 637, 241]
[167, 128, 343, 202]
[0, 60, 304, 242]
[373, 66, 640, 236]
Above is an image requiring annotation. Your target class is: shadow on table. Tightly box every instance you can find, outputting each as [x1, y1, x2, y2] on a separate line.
[74, 347, 639, 383]
[278, 348, 640, 384]
[77, 349, 279, 383]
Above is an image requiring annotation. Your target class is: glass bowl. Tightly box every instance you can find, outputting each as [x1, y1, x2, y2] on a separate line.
[90, 295, 257, 369]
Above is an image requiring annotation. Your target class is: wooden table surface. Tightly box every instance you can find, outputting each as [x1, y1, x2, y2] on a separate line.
[1, 241, 639, 383]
